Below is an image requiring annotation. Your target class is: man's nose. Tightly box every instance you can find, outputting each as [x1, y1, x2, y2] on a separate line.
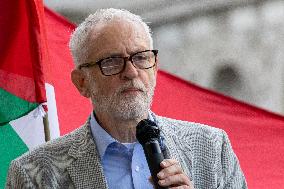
[120, 60, 139, 79]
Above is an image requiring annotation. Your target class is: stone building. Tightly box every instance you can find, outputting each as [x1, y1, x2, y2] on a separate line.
[45, 0, 284, 115]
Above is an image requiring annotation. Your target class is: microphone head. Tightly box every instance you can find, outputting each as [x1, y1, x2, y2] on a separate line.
[136, 119, 160, 145]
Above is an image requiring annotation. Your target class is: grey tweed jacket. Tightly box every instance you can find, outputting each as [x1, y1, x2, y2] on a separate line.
[6, 113, 247, 189]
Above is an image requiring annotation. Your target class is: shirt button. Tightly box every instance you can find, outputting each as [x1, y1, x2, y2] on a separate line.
[135, 166, 140, 172]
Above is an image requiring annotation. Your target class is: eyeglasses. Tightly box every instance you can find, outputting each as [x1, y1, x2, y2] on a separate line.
[78, 50, 158, 76]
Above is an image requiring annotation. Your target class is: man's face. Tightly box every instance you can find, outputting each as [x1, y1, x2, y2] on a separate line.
[82, 19, 157, 121]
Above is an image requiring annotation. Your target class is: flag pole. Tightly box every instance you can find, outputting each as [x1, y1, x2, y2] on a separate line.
[43, 113, 50, 142]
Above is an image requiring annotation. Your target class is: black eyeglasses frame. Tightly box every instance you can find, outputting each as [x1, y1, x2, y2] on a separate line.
[78, 49, 158, 76]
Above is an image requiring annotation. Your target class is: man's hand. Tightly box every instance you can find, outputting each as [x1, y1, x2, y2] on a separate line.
[157, 159, 194, 189]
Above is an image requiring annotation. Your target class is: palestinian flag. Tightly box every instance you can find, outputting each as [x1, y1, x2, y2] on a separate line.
[0, 0, 59, 187]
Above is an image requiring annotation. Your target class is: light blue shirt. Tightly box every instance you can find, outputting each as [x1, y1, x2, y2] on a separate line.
[90, 112, 154, 189]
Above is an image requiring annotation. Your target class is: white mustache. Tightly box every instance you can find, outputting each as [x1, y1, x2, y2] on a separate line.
[117, 80, 146, 93]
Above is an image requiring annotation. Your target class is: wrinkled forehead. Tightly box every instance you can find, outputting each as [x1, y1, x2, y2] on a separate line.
[88, 18, 150, 49]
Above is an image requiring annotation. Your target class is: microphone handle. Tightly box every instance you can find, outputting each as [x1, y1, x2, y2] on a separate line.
[143, 141, 169, 189]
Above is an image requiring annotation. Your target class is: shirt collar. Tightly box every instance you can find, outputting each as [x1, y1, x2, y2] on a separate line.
[90, 110, 155, 160]
[90, 113, 116, 160]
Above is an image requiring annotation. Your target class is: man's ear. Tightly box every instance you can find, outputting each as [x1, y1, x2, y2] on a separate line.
[71, 69, 90, 98]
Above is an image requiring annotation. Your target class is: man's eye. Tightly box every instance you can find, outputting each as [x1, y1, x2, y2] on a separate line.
[102, 58, 120, 65]
[102, 65, 121, 70]
[133, 55, 148, 61]
[101, 58, 123, 68]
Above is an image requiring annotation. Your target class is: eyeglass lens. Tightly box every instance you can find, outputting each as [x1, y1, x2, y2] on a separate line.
[100, 51, 156, 75]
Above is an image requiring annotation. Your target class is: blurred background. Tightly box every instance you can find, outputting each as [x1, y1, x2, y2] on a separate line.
[44, 0, 284, 115]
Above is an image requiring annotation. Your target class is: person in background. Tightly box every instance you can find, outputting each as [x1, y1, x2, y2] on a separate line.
[6, 8, 247, 189]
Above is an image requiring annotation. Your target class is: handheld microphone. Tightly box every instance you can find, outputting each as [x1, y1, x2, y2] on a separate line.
[136, 119, 168, 189]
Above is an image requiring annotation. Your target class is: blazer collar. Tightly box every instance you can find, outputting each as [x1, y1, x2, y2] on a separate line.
[66, 118, 108, 189]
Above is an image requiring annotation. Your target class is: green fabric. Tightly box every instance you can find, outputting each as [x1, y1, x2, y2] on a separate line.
[0, 123, 28, 188]
[0, 88, 38, 125]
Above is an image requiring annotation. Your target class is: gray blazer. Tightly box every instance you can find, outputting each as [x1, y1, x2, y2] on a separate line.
[6, 113, 247, 189]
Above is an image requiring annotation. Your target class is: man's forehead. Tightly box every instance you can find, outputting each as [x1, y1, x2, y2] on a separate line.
[85, 19, 150, 56]
[92, 21, 144, 39]
[89, 19, 147, 40]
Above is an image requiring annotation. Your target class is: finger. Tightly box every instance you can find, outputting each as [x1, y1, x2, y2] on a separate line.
[158, 173, 191, 187]
[170, 185, 191, 189]
[160, 159, 179, 168]
[158, 162, 183, 179]
[148, 176, 154, 186]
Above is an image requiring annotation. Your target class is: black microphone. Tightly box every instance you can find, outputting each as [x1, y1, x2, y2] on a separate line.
[136, 119, 168, 189]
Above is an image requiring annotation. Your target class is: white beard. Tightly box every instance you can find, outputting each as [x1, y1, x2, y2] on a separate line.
[90, 78, 156, 121]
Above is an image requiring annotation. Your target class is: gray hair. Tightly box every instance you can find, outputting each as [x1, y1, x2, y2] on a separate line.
[69, 8, 153, 66]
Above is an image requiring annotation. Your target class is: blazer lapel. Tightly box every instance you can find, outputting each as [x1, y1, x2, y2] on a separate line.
[67, 121, 108, 189]
[161, 128, 193, 181]
[153, 113, 193, 180]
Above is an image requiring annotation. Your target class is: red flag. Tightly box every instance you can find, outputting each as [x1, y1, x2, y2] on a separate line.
[44, 8, 91, 135]
[44, 7, 284, 189]
[0, 0, 47, 104]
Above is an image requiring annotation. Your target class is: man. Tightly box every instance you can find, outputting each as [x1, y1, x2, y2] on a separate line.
[6, 8, 247, 189]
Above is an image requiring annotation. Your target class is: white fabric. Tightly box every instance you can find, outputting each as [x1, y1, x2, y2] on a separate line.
[10, 83, 60, 150]
[10, 105, 46, 150]
[45, 83, 60, 139]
